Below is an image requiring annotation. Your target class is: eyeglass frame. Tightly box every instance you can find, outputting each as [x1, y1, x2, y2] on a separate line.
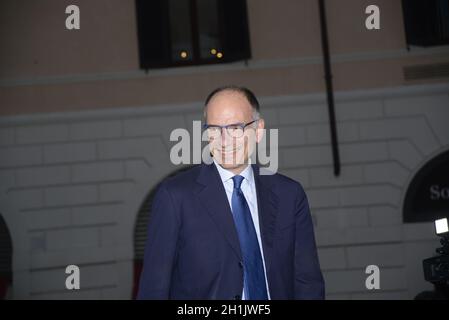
[203, 119, 259, 138]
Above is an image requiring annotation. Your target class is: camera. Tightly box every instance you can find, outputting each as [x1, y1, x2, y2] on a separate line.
[416, 218, 449, 299]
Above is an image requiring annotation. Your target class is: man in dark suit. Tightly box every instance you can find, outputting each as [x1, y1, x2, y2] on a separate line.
[137, 86, 324, 300]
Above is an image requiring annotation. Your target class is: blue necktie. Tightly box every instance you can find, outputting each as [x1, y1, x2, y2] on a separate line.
[231, 175, 268, 300]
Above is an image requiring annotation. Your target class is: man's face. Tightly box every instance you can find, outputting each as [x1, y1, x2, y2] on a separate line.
[205, 91, 264, 173]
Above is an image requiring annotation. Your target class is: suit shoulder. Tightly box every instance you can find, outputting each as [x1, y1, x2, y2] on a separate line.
[261, 170, 306, 195]
[158, 165, 201, 193]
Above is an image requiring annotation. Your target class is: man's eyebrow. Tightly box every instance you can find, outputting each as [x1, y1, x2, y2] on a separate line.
[206, 121, 245, 127]
[206, 122, 245, 126]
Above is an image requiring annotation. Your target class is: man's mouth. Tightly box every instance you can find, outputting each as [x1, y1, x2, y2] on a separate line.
[217, 146, 243, 154]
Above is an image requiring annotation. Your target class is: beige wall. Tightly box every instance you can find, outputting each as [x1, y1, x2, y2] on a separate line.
[1, 0, 449, 116]
[0, 0, 139, 77]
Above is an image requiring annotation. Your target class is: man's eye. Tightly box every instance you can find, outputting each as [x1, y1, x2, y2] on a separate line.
[227, 125, 241, 131]
[207, 127, 221, 135]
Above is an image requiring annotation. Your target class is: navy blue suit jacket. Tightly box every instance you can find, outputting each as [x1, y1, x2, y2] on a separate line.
[137, 163, 325, 299]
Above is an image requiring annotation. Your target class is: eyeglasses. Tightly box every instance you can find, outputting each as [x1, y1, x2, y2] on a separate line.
[203, 120, 258, 138]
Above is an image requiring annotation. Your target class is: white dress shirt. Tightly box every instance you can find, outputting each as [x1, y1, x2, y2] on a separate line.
[213, 160, 271, 300]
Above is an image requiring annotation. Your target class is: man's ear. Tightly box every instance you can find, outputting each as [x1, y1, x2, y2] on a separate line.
[255, 118, 265, 143]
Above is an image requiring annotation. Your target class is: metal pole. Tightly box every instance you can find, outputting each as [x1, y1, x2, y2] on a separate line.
[318, 0, 341, 176]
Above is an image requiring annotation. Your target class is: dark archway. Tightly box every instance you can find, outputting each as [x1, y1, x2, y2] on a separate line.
[403, 150, 449, 223]
[132, 165, 195, 299]
[0, 213, 12, 299]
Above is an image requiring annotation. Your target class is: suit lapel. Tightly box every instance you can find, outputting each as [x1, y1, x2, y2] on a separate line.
[252, 165, 279, 279]
[195, 163, 242, 261]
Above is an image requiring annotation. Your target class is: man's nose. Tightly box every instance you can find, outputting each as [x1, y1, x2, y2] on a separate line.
[220, 127, 229, 145]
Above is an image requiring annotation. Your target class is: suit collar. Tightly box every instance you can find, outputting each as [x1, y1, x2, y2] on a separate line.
[213, 160, 254, 186]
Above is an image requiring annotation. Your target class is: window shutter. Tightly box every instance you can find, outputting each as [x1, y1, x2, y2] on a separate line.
[402, 0, 449, 47]
[134, 195, 152, 261]
[134, 167, 194, 261]
[135, 0, 171, 69]
[219, 0, 251, 62]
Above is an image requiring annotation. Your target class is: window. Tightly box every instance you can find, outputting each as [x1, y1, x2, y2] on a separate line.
[402, 0, 449, 47]
[135, 0, 251, 69]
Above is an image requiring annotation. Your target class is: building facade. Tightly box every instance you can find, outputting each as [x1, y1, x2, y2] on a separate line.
[1, 0, 448, 299]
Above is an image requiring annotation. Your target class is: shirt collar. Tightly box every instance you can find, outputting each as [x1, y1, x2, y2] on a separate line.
[213, 160, 254, 186]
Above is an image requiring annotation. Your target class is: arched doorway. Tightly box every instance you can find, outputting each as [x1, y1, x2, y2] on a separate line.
[403, 150, 449, 223]
[402, 149, 449, 299]
[0, 213, 12, 299]
[132, 166, 195, 299]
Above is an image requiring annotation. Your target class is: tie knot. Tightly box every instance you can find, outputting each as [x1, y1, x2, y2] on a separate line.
[232, 175, 244, 190]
